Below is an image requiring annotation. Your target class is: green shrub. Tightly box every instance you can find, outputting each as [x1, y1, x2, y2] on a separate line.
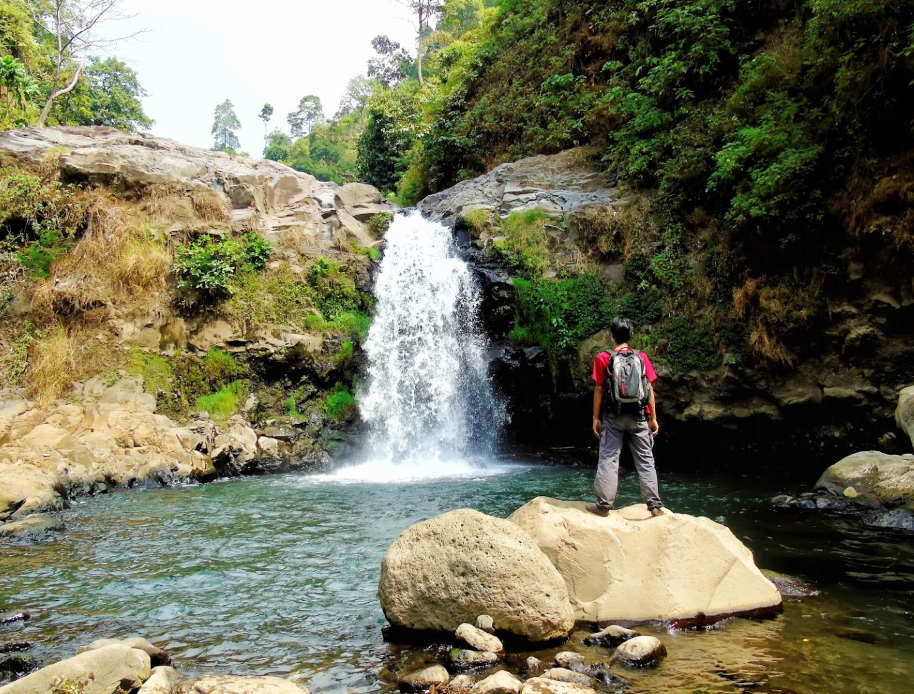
[366, 211, 394, 236]
[329, 310, 372, 339]
[195, 380, 245, 422]
[462, 207, 491, 234]
[174, 233, 272, 305]
[492, 209, 553, 277]
[203, 348, 242, 382]
[323, 384, 357, 422]
[665, 317, 721, 372]
[306, 258, 362, 319]
[334, 339, 354, 365]
[126, 347, 173, 394]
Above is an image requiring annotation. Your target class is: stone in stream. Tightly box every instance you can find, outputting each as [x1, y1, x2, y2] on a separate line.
[552, 652, 584, 671]
[509, 498, 782, 626]
[174, 675, 309, 693]
[79, 636, 171, 666]
[450, 649, 500, 669]
[0, 643, 151, 694]
[456, 623, 504, 653]
[0, 643, 31, 654]
[524, 657, 543, 676]
[581, 662, 627, 688]
[0, 612, 30, 626]
[449, 674, 476, 691]
[612, 636, 667, 668]
[582, 625, 637, 648]
[398, 664, 450, 690]
[470, 670, 522, 694]
[0, 654, 35, 676]
[475, 615, 495, 633]
[137, 666, 181, 694]
[761, 570, 821, 599]
[519, 676, 598, 694]
[540, 668, 594, 687]
[379, 509, 574, 641]
[815, 451, 914, 513]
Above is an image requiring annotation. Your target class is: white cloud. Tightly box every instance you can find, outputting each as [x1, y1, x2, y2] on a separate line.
[98, 0, 418, 154]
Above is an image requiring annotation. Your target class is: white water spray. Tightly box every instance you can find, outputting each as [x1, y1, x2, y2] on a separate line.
[325, 212, 506, 482]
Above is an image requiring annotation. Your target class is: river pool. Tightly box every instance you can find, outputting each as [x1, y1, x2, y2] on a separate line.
[2, 461, 913, 693]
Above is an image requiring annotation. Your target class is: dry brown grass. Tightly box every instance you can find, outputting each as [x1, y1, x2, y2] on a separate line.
[141, 184, 230, 230]
[732, 277, 759, 317]
[748, 321, 795, 367]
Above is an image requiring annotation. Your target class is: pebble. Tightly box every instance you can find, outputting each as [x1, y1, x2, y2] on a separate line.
[524, 657, 543, 676]
[456, 623, 503, 653]
[541, 668, 593, 687]
[450, 674, 476, 691]
[475, 615, 495, 634]
[552, 652, 585, 671]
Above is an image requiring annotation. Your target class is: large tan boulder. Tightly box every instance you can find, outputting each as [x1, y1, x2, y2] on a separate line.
[816, 451, 914, 511]
[896, 385, 914, 450]
[508, 497, 781, 624]
[0, 644, 151, 694]
[174, 676, 309, 694]
[379, 509, 574, 641]
[519, 677, 597, 694]
[137, 666, 180, 694]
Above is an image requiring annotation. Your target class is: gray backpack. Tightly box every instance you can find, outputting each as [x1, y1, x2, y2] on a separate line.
[606, 349, 650, 415]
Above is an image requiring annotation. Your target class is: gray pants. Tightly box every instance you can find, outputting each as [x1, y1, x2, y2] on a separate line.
[594, 413, 662, 510]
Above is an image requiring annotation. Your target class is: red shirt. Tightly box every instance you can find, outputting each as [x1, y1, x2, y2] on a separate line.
[592, 348, 658, 388]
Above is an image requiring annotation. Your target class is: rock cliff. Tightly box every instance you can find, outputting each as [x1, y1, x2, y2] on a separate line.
[417, 148, 914, 468]
[0, 127, 394, 531]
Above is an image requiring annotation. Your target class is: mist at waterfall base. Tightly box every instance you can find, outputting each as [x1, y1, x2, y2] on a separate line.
[322, 211, 510, 483]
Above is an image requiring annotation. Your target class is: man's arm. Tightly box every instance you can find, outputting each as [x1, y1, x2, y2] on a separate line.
[648, 383, 659, 437]
[592, 386, 603, 439]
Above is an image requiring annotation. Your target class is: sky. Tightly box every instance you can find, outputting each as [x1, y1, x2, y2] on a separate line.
[97, 0, 418, 155]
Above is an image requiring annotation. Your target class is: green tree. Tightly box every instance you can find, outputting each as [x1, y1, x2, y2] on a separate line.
[287, 94, 322, 138]
[31, 0, 139, 127]
[212, 99, 241, 152]
[335, 75, 374, 117]
[52, 56, 151, 131]
[258, 102, 273, 138]
[401, 0, 444, 85]
[366, 35, 413, 86]
[0, 54, 39, 126]
[263, 130, 291, 160]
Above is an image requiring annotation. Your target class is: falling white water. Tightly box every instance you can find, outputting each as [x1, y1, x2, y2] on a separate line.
[324, 211, 507, 482]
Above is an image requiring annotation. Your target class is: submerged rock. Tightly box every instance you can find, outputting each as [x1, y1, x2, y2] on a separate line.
[582, 625, 637, 648]
[0, 513, 65, 540]
[398, 665, 450, 690]
[450, 649, 500, 669]
[379, 508, 574, 641]
[524, 657, 543, 676]
[509, 497, 782, 625]
[0, 643, 151, 694]
[552, 652, 584, 671]
[456, 623, 503, 653]
[450, 674, 477, 691]
[612, 636, 666, 668]
[540, 668, 593, 687]
[761, 570, 821, 599]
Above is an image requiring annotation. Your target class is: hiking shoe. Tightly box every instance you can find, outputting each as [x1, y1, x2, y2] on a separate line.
[586, 503, 611, 517]
[649, 506, 664, 517]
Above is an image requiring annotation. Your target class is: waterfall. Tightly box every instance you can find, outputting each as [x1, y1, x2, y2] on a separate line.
[329, 211, 506, 482]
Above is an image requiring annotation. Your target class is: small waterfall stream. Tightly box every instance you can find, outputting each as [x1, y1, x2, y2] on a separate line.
[328, 211, 505, 481]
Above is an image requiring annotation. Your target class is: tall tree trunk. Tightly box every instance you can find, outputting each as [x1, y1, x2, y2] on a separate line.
[417, 5, 425, 86]
[36, 64, 81, 127]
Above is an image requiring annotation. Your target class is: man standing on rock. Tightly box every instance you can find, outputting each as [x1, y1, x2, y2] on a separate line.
[588, 317, 663, 517]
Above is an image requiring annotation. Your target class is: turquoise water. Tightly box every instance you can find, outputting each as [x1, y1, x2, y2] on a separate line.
[2, 462, 913, 693]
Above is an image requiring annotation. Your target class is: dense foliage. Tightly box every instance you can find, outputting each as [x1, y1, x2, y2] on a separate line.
[0, 0, 151, 130]
[174, 232, 271, 306]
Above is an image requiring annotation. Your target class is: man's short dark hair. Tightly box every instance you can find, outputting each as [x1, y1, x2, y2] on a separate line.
[610, 316, 633, 344]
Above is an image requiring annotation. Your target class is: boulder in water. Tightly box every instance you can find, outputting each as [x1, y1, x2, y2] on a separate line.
[540, 669, 593, 687]
[0, 643, 151, 694]
[137, 666, 181, 694]
[450, 649, 500, 670]
[379, 509, 574, 641]
[508, 497, 782, 625]
[79, 637, 171, 667]
[552, 652, 584, 671]
[816, 451, 914, 511]
[612, 636, 666, 668]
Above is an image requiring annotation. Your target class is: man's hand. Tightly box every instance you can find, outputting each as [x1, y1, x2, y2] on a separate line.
[649, 416, 660, 438]
[592, 417, 602, 439]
